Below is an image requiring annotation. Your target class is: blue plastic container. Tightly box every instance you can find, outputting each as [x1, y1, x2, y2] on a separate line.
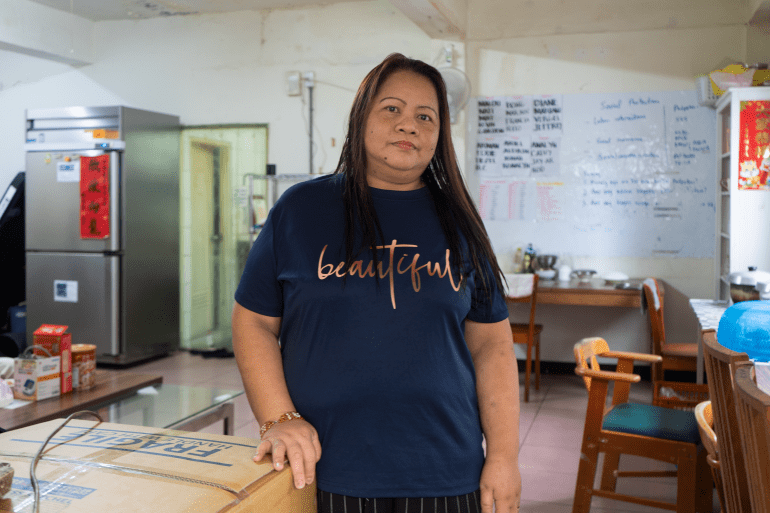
[8, 304, 26, 334]
[718, 300, 770, 362]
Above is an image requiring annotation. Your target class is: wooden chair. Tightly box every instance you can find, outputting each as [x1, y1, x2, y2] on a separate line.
[642, 278, 698, 383]
[572, 337, 712, 513]
[733, 363, 770, 513]
[507, 273, 542, 403]
[694, 401, 727, 513]
[702, 331, 752, 512]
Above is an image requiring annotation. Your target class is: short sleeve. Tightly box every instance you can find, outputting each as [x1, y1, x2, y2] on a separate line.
[234, 208, 283, 317]
[466, 258, 509, 323]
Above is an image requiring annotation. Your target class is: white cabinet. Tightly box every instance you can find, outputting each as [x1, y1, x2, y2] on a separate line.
[715, 87, 770, 301]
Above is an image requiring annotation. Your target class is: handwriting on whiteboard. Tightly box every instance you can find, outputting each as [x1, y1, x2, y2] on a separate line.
[473, 90, 716, 258]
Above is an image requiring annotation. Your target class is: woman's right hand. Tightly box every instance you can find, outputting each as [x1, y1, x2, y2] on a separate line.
[254, 419, 322, 490]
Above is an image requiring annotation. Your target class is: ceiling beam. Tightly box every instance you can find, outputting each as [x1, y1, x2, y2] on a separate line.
[1, 0, 93, 66]
[389, 0, 466, 41]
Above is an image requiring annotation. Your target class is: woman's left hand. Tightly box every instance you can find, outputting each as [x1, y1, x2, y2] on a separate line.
[479, 454, 522, 513]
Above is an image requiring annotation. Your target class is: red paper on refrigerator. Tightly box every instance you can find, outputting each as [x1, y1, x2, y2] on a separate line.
[80, 154, 110, 239]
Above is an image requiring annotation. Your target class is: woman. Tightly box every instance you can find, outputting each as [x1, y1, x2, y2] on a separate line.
[232, 53, 521, 513]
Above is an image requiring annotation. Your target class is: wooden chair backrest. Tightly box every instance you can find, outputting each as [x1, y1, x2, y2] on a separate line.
[702, 331, 752, 512]
[506, 273, 539, 335]
[733, 364, 770, 513]
[642, 278, 665, 353]
[507, 272, 538, 302]
[574, 337, 610, 392]
[694, 401, 717, 463]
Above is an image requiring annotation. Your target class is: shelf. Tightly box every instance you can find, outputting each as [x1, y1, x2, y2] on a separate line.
[714, 88, 770, 303]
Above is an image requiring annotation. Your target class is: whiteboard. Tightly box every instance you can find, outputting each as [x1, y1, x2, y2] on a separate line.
[471, 90, 716, 258]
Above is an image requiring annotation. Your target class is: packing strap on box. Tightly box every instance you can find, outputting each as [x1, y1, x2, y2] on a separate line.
[1, 452, 246, 499]
[0, 415, 249, 513]
[0, 418, 315, 513]
[0, 415, 246, 504]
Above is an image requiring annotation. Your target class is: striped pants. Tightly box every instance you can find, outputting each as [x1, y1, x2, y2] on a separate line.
[316, 488, 483, 513]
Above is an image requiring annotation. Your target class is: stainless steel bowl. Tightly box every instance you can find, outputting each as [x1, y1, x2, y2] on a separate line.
[571, 269, 597, 282]
[535, 254, 558, 270]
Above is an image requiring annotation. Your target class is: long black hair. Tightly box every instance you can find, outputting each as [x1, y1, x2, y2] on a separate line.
[333, 53, 506, 302]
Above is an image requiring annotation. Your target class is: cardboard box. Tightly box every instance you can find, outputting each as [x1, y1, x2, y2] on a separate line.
[33, 324, 72, 394]
[0, 419, 315, 512]
[13, 355, 60, 400]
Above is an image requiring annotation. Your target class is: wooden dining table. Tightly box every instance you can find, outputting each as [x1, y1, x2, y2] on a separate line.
[690, 298, 730, 384]
[535, 278, 644, 308]
[503, 276, 649, 365]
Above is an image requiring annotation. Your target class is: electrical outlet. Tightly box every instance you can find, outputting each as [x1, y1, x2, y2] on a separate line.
[285, 71, 301, 96]
[303, 71, 315, 88]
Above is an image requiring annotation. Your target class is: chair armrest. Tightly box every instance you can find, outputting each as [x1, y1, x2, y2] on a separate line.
[601, 350, 662, 363]
[575, 366, 641, 383]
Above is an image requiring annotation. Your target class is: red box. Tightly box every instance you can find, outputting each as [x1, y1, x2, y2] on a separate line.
[33, 325, 72, 395]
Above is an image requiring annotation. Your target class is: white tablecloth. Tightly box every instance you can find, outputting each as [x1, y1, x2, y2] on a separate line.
[689, 299, 729, 333]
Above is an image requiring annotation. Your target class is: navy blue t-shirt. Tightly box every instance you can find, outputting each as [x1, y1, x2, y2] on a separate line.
[234, 174, 509, 497]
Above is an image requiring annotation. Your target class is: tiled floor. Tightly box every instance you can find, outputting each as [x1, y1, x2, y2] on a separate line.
[128, 351, 718, 512]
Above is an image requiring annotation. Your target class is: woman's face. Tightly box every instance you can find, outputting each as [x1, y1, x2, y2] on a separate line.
[363, 70, 440, 190]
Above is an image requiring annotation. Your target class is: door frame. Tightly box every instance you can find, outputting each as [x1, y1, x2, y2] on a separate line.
[179, 124, 269, 350]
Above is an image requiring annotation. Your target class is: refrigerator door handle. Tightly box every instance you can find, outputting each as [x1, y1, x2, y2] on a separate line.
[109, 150, 120, 252]
[110, 256, 120, 354]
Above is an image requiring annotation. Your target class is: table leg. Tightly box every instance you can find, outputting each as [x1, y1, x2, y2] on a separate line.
[168, 401, 235, 435]
[697, 337, 704, 384]
[696, 329, 713, 385]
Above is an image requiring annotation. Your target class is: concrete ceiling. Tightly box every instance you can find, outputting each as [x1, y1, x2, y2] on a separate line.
[25, 0, 366, 21]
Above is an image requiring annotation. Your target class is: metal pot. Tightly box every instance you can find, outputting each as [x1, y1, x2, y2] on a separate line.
[728, 267, 770, 302]
[534, 254, 558, 271]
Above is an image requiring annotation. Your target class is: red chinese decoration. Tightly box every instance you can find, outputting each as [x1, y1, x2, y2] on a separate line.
[739, 100, 770, 190]
[80, 154, 110, 239]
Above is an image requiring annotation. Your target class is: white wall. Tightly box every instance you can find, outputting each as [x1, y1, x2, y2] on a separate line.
[0, 53, 127, 183]
[0, 1, 464, 190]
[465, 21, 758, 361]
[466, 25, 748, 301]
[0, 0, 93, 65]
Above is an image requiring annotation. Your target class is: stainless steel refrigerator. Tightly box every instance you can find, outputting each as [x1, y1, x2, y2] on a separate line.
[25, 106, 180, 365]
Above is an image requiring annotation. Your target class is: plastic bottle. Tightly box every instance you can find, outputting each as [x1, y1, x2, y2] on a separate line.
[512, 248, 523, 273]
[523, 244, 535, 273]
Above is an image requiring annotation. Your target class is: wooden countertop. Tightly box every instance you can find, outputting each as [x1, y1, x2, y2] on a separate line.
[534, 279, 644, 308]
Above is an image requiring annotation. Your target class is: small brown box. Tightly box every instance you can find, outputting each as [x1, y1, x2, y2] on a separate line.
[33, 325, 72, 395]
[71, 344, 96, 390]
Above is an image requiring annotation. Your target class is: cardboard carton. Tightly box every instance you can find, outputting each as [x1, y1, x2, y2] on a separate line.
[0, 419, 315, 512]
[12, 354, 60, 401]
[33, 324, 72, 394]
